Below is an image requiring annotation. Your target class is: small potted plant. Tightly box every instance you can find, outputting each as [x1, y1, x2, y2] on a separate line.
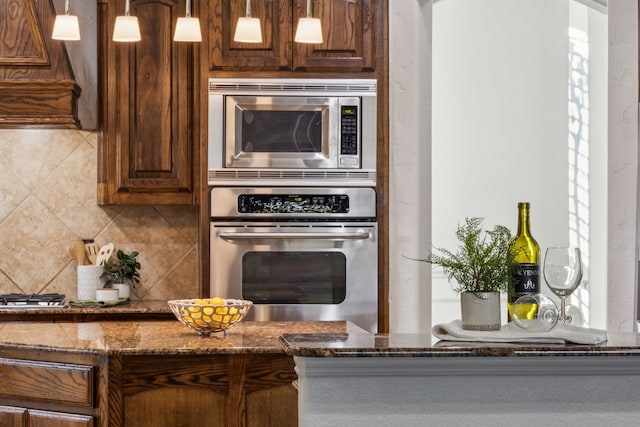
[101, 250, 141, 299]
[416, 217, 516, 330]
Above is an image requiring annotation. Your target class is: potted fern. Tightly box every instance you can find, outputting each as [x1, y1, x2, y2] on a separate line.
[101, 250, 141, 299]
[417, 217, 516, 330]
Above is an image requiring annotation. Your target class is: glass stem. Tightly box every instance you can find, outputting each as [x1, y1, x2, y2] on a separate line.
[560, 296, 567, 322]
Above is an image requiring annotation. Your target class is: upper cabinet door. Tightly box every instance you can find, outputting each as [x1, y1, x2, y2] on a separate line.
[208, 0, 377, 73]
[98, 0, 197, 205]
[209, 0, 292, 71]
[292, 0, 376, 72]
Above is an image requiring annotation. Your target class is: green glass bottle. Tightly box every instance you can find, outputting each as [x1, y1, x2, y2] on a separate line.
[508, 202, 541, 321]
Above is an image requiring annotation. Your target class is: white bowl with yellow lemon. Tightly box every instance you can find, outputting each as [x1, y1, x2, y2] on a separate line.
[167, 297, 253, 337]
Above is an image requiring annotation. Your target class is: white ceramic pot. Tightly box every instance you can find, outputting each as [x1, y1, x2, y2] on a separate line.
[95, 288, 120, 302]
[460, 291, 501, 331]
[113, 283, 130, 299]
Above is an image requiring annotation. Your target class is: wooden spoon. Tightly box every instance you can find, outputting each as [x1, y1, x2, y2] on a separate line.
[73, 239, 88, 265]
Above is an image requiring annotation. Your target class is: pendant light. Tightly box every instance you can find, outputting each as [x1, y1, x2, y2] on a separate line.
[233, 0, 262, 43]
[295, 0, 323, 44]
[52, 0, 80, 41]
[174, 0, 202, 42]
[113, 0, 141, 42]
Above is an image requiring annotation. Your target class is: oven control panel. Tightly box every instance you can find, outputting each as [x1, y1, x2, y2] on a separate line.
[238, 194, 350, 214]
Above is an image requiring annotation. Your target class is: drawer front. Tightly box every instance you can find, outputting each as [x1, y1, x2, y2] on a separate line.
[0, 358, 93, 407]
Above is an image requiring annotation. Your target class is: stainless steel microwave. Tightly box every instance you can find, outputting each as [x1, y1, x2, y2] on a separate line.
[208, 78, 377, 186]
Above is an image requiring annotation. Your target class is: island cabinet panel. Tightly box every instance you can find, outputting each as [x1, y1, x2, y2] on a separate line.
[0, 407, 93, 427]
[98, 0, 198, 205]
[27, 410, 93, 427]
[209, 0, 378, 72]
[0, 358, 93, 407]
[112, 353, 297, 426]
[0, 406, 26, 425]
[0, 354, 101, 427]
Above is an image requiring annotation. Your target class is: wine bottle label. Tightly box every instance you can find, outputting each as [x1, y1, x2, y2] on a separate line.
[513, 263, 539, 295]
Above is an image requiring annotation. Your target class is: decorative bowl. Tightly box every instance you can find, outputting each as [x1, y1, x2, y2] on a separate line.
[168, 298, 253, 337]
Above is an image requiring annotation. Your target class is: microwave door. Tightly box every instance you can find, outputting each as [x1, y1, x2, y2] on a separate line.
[225, 96, 338, 169]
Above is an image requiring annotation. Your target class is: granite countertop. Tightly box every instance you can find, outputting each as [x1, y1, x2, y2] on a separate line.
[0, 299, 172, 315]
[0, 320, 363, 356]
[280, 332, 640, 358]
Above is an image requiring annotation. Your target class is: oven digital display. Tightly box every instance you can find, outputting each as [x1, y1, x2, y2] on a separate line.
[237, 194, 349, 214]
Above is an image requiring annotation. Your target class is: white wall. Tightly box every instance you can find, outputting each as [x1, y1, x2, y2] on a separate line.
[607, 0, 639, 332]
[390, 0, 635, 334]
[388, 1, 432, 334]
[431, 0, 607, 329]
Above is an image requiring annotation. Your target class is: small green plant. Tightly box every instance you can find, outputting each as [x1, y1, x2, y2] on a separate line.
[416, 217, 516, 294]
[101, 250, 141, 288]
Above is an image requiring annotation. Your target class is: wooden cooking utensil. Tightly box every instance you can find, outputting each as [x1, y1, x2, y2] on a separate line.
[84, 242, 99, 265]
[95, 243, 115, 266]
[73, 239, 88, 265]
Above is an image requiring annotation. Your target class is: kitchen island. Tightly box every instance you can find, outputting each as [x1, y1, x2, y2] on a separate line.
[281, 332, 640, 427]
[0, 319, 363, 427]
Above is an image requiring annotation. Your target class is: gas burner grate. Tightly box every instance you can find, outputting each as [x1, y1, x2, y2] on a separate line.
[0, 293, 66, 307]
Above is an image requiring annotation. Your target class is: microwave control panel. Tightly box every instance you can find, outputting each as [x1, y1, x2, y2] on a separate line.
[340, 106, 359, 163]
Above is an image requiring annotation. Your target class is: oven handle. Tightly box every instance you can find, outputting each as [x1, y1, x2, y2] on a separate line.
[218, 231, 371, 241]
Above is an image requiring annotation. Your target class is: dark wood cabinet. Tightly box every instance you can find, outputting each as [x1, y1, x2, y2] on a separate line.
[112, 353, 297, 427]
[0, 406, 94, 427]
[209, 0, 378, 72]
[0, 0, 80, 128]
[0, 356, 99, 427]
[0, 346, 297, 427]
[97, 0, 200, 205]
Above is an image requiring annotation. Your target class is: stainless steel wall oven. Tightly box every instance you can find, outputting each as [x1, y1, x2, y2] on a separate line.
[210, 187, 378, 332]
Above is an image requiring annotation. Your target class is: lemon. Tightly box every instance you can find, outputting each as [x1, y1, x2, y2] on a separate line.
[202, 306, 214, 316]
[210, 297, 225, 306]
[193, 299, 209, 305]
[229, 307, 239, 315]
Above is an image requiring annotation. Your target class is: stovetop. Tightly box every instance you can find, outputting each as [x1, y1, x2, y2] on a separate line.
[0, 293, 66, 308]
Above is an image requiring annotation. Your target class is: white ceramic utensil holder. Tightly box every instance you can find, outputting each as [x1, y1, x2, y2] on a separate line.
[77, 265, 105, 301]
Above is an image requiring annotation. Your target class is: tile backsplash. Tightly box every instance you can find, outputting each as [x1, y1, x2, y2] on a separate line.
[0, 129, 199, 300]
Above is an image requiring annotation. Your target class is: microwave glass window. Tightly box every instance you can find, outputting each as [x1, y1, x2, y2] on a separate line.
[242, 252, 347, 304]
[241, 111, 322, 153]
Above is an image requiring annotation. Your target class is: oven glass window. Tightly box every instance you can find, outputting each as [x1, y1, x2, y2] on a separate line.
[241, 111, 322, 153]
[242, 252, 346, 304]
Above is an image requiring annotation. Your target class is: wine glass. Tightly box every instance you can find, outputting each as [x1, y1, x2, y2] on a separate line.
[543, 247, 584, 326]
[511, 294, 559, 332]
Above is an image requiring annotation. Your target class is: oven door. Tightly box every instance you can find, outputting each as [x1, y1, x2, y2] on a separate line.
[210, 222, 378, 332]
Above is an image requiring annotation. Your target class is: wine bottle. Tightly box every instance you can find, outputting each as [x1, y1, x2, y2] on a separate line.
[507, 202, 541, 321]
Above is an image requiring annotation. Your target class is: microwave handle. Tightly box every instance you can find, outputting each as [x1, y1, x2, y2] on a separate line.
[219, 231, 371, 241]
